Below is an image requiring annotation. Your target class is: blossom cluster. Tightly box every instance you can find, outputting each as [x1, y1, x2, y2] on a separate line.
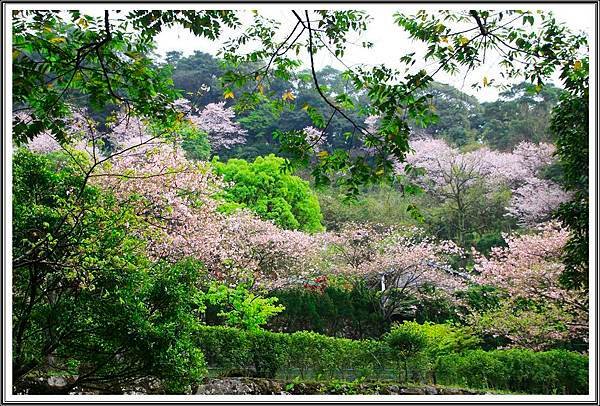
[323, 223, 467, 292]
[472, 221, 587, 348]
[92, 142, 320, 286]
[188, 101, 247, 150]
[398, 137, 569, 226]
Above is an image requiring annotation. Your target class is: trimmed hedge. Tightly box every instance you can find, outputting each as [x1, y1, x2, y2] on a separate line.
[435, 349, 588, 394]
[196, 326, 390, 380]
[195, 325, 588, 394]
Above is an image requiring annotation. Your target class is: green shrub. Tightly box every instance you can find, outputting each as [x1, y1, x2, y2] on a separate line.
[212, 154, 324, 232]
[180, 124, 211, 161]
[201, 282, 284, 332]
[194, 325, 588, 394]
[283, 331, 389, 381]
[195, 325, 252, 375]
[385, 322, 428, 382]
[385, 321, 481, 383]
[12, 150, 208, 393]
[285, 331, 330, 379]
[435, 349, 588, 394]
[248, 330, 286, 378]
[195, 325, 389, 380]
[266, 283, 387, 339]
[412, 321, 482, 358]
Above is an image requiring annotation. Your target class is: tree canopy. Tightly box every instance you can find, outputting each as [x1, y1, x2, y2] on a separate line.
[213, 154, 324, 233]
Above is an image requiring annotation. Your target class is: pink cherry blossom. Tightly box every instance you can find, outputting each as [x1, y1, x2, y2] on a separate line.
[303, 126, 325, 151]
[398, 137, 568, 227]
[472, 221, 587, 348]
[317, 223, 468, 320]
[507, 177, 571, 226]
[188, 102, 247, 151]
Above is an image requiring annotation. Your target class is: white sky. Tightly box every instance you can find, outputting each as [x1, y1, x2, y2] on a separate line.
[152, 4, 595, 102]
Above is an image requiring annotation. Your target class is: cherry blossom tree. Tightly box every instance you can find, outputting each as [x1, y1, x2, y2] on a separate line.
[26, 130, 61, 154]
[399, 138, 569, 236]
[398, 138, 498, 244]
[507, 177, 571, 226]
[91, 142, 321, 287]
[323, 224, 468, 321]
[303, 126, 325, 152]
[23, 107, 158, 162]
[22, 104, 315, 287]
[471, 221, 587, 349]
[189, 102, 247, 151]
[105, 110, 149, 151]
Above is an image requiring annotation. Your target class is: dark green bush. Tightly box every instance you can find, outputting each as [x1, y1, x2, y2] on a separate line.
[266, 284, 387, 339]
[195, 325, 252, 375]
[248, 329, 286, 378]
[435, 349, 588, 394]
[12, 150, 208, 393]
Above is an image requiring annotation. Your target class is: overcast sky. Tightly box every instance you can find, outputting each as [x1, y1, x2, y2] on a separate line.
[152, 4, 594, 102]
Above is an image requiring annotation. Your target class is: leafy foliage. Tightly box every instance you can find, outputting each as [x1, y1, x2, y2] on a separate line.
[476, 83, 563, 150]
[195, 324, 587, 394]
[213, 154, 324, 232]
[436, 349, 588, 394]
[385, 322, 428, 381]
[12, 150, 207, 392]
[179, 122, 212, 161]
[202, 282, 284, 332]
[550, 59, 589, 290]
[196, 325, 389, 381]
[316, 183, 419, 231]
[266, 283, 388, 339]
[12, 10, 181, 145]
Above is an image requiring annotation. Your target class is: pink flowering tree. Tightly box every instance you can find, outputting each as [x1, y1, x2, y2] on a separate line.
[398, 138, 504, 244]
[22, 107, 168, 166]
[398, 138, 569, 242]
[470, 221, 588, 349]
[189, 102, 247, 152]
[507, 177, 571, 226]
[22, 108, 101, 155]
[323, 224, 468, 321]
[303, 126, 326, 152]
[26, 130, 62, 154]
[91, 142, 321, 287]
[24, 104, 314, 288]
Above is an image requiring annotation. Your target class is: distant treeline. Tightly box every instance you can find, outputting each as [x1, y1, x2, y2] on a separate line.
[165, 50, 563, 160]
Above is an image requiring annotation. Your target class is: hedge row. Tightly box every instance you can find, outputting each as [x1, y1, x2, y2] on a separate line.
[195, 326, 389, 380]
[194, 325, 589, 394]
[435, 349, 588, 394]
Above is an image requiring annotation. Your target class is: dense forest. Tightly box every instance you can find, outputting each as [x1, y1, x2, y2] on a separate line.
[10, 8, 589, 396]
[166, 50, 562, 157]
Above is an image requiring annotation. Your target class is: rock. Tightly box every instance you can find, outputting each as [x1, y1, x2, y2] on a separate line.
[17, 375, 489, 395]
[398, 387, 424, 394]
[437, 387, 482, 395]
[47, 376, 68, 388]
[15, 376, 77, 394]
[195, 378, 255, 395]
